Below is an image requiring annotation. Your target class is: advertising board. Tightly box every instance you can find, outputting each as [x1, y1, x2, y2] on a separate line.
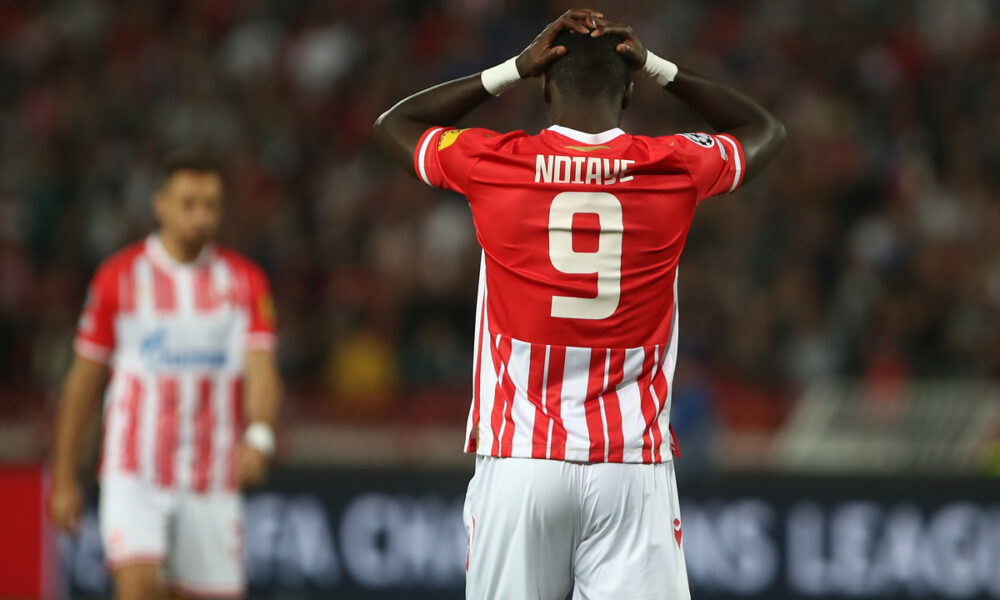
[57, 469, 1000, 600]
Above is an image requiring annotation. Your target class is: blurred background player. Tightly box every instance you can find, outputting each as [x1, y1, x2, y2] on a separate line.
[48, 151, 282, 600]
[374, 8, 784, 600]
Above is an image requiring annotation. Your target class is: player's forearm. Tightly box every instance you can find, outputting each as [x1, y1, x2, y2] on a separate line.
[373, 74, 493, 174]
[244, 351, 281, 427]
[667, 69, 768, 131]
[667, 69, 786, 179]
[52, 359, 105, 485]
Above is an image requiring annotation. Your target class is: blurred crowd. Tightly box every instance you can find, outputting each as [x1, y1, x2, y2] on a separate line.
[1, 0, 998, 435]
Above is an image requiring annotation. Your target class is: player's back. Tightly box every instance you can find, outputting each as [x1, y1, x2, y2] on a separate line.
[415, 124, 744, 463]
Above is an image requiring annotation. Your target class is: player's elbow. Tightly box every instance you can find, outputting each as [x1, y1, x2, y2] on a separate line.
[372, 110, 391, 149]
[768, 116, 787, 151]
[738, 115, 787, 181]
[372, 106, 405, 148]
[755, 113, 787, 159]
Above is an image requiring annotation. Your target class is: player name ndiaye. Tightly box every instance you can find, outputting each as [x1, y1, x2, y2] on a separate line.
[535, 154, 635, 185]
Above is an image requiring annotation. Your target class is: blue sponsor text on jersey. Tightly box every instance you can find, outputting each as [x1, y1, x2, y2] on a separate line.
[140, 328, 227, 368]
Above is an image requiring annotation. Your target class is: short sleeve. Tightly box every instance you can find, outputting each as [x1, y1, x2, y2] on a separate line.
[413, 126, 499, 194]
[245, 266, 277, 352]
[668, 132, 745, 201]
[74, 265, 117, 363]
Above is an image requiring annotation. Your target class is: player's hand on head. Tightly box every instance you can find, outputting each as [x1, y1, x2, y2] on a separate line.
[49, 479, 83, 534]
[236, 443, 269, 488]
[515, 8, 604, 78]
[590, 18, 648, 70]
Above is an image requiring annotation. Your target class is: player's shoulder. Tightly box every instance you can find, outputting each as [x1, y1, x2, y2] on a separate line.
[438, 127, 525, 153]
[644, 131, 737, 154]
[630, 132, 739, 169]
[213, 245, 269, 281]
[93, 239, 147, 279]
[629, 131, 701, 149]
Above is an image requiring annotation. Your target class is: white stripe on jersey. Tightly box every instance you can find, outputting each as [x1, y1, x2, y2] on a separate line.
[469, 253, 498, 452]
[540, 346, 552, 458]
[137, 372, 155, 483]
[507, 338, 535, 453]
[489, 333, 506, 453]
[558, 346, 593, 457]
[717, 134, 742, 192]
[171, 373, 193, 489]
[598, 349, 611, 461]
[101, 373, 126, 476]
[211, 374, 232, 491]
[619, 347, 648, 462]
[654, 270, 682, 460]
[175, 263, 194, 315]
[418, 127, 444, 186]
[133, 257, 155, 320]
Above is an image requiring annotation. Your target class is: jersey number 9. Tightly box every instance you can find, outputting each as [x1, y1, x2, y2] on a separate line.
[548, 192, 623, 320]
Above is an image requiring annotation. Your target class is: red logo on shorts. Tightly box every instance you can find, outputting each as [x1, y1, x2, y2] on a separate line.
[466, 516, 476, 571]
[673, 518, 683, 547]
[109, 529, 124, 552]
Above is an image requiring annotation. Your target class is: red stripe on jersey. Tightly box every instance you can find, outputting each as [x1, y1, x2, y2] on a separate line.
[192, 378, 215, 492]
[584, 350, 608, 462]
[637, 347, 658, 463]
[603, 348, 626, 463]
[488, 335, 505, 457]
[528, 344, 549, 459]
[120, 376, 143, 474]
[669, 424, 681, 459]
[193, 268, 216, 312]
[119, 264, 136, 313]
[487, 335, 518, 457]
[497, 338, 517, 458]
[155, 378, 179, 487]
[545, 346, 567, 461]
[151, 264, 176, 312]
[226, 378, 243, 490]
[650, 345, 669, 462]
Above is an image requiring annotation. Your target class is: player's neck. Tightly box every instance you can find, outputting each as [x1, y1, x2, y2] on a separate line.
[157, 231, 206, 264]
[548, 103, 621, 135]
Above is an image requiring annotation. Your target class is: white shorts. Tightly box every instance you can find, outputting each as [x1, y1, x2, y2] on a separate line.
[99, 476, 244, 598]
[463, 456, 690, 600]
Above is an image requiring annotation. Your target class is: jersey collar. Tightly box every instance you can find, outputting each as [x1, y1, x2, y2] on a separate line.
[146, 233, 216, 271]
[545, 125, 626, 145]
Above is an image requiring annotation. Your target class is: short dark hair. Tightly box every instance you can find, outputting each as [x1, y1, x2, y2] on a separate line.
[161, 148, 224, 185]
[545, 30, 630, 100]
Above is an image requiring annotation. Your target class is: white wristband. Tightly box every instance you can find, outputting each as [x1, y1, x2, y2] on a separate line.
[642, 50, 679, 87]
[481, 57, 522, 96]
[244, 422, 275, 457]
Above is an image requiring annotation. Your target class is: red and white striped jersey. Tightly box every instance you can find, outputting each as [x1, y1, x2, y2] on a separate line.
[415, 124, 745, 463]
[74, 235, 277, 491]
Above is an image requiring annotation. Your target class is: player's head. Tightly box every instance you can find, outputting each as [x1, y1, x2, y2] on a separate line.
[542, 29, 632, 109]
[154, 149, 224, 250]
